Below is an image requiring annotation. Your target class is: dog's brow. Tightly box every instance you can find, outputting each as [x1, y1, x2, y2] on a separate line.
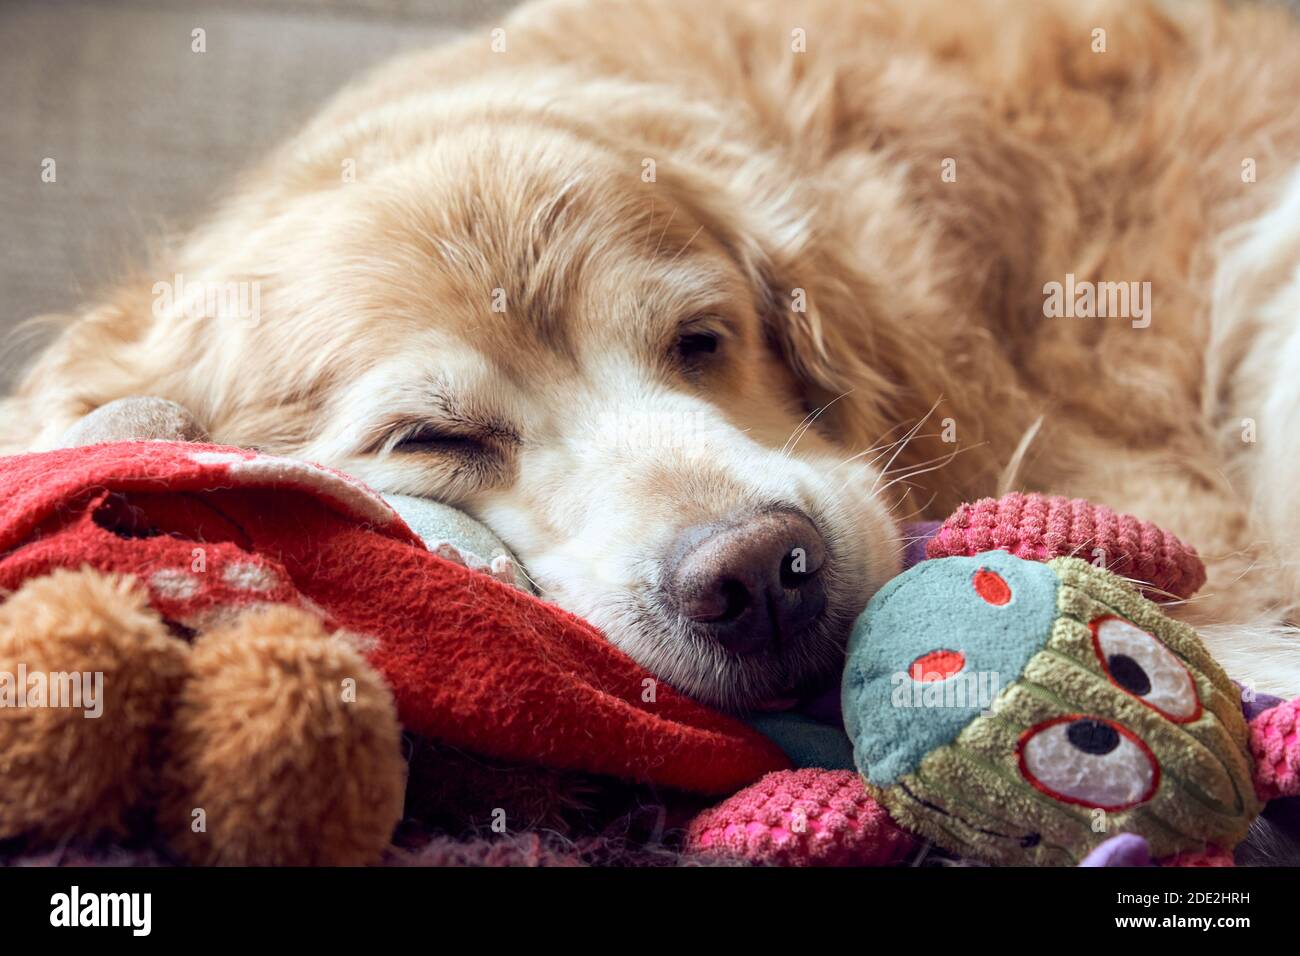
[428, 385, 520, 444]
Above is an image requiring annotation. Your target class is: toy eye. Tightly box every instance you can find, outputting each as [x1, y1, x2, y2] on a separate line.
[909, 649, 966, 682]
[972, 567, 1011, 605]
[1090, 616, 1200, 722]
[1018, 715, 1159, 810]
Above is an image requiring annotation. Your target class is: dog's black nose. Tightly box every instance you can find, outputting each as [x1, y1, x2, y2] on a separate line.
[664, 508, 827, 655]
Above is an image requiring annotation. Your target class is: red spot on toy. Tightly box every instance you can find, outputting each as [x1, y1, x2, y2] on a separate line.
[909, 649, 966, 682]
[973, 568, 1011, 605]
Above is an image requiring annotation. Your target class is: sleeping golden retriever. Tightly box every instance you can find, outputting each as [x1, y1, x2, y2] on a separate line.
[5, 0, 1300, 709]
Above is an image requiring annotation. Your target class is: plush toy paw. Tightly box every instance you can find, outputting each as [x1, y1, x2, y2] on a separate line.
[685, 769, 915, 866]
[384, 492, 531, 591]
[0, 568, 189, 843]
[429, 539, 520, 589]
[158, 604, 406, 865]
[1249, 697, 1300, 801]
[59, 396, 210, 447]
[927, 493, 1206, 600]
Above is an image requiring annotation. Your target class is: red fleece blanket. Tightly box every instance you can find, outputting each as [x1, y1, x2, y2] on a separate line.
[0, 442, 787, 793]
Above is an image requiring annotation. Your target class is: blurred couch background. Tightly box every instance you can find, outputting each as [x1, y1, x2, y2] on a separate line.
[0, 0, 521, 390]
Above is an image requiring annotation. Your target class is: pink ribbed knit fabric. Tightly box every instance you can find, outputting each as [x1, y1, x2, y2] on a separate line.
[1250, 697, 1300, 801]
[926, 493, 1206, 600]
[685, 769, 915, 866]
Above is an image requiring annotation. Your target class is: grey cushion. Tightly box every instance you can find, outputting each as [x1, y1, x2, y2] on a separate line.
[0, 0, 520, 389]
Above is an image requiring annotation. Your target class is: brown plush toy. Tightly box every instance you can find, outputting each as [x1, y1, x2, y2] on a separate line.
[0, 398, 408, 865]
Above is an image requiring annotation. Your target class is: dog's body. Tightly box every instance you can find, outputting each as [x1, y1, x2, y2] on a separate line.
[7, 0, 1300, 705]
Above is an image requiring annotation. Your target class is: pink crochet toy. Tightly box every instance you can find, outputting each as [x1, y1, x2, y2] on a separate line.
[926, 493, 1206, 599]
[1251, 698, 1300, 801]
[686, 769, 914, 866]
[687, 494, 1300, 867]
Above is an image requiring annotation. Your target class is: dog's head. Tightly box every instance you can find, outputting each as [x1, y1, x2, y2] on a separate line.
[19, 82, 932, 711]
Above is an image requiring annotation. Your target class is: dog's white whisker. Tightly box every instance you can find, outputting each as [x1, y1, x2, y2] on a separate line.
[827, 430, 946, 477]
[873, 443, 981, 500]
[782, 388, 854, 457]
[870, 399, 943, 497]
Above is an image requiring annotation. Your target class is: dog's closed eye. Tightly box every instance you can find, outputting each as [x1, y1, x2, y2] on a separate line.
[371, 415, 516, 496]
[391, 424, 486, 455]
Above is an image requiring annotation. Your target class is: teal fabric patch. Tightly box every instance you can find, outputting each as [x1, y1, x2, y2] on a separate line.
[746, 712, 855, 770]
[842, 550, 1059, 785]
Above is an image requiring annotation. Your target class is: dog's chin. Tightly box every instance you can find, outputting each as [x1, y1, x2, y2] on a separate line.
[608, 597, 862, 714]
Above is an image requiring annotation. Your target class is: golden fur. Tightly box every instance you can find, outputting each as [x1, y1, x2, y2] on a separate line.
[159, 602, 407, 865]
[0, 569, 407, 864]
[6, 0, 1300, 700]
[0, 569, 188, 842]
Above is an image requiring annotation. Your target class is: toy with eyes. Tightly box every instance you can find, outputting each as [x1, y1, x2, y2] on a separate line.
[687, 494, 1300, 866]
[842, 548, 1278, 865]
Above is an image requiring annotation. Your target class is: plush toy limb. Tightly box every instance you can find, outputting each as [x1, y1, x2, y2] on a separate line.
[59, 396, 209, 447]
[1079, 833, 1152, 867]
[685, 769, 915, 866]
[926, 493, 1206, 600]
[0, 568, 189, 844]
[158, 605, 406, 865]
[429, 539, 520, 589]
[1249, 697, 1300, 801]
